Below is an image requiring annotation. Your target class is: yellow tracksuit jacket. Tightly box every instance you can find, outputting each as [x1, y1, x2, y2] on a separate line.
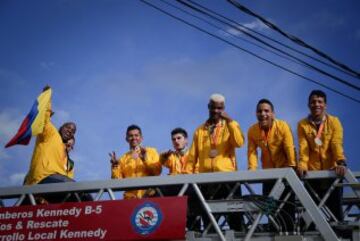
[185, 120, 244, 173]
[160, 150, 199, 175]
[25, 104, 70, 185]
[111, 147, 161, 199]
[247, 119, 296, 170]
[298, 114, 346, 171]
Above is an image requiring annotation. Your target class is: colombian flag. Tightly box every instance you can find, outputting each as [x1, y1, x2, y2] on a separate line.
[5, 88, 52, 148]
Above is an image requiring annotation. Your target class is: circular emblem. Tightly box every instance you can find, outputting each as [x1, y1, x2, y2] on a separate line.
[131, 202, 163, 235]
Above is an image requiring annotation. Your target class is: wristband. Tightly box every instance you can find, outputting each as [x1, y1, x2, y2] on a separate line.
[336, 161, 347, 167]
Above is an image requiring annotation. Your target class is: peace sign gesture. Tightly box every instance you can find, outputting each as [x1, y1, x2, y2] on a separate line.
[109, 151, 119, 167]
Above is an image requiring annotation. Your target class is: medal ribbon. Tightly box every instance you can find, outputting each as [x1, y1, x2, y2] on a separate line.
[260, 127, 271, 147]
[132, 146, 141, 158]
[131, 146, 142, 176]
[209, 120, 223, 148]
[260, 125, 273, 167]
[315, 121, 325, 141]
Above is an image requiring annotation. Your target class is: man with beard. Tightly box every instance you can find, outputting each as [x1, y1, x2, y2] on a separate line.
[185, 93, 245, 231]
[110, 124, 162, 199]
[297, 90, 346, 222]
[247, 98, 296, 232]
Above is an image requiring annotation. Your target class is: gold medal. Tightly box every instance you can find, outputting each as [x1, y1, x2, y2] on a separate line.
[132, 146, 141, 159]
[209, 149, 218, 158]
[314, 137, 322, 146]
[132, 152, 139, 159]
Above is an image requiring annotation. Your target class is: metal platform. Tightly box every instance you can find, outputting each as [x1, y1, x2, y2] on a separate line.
[0, 168, 359, 241]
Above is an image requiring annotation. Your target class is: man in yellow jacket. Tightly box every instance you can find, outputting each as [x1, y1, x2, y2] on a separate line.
[247, 99, 296, 231]
[186, 93, 245, 231]
[110, 125, 162, 199]
[297, 90, 346, 221]
[248, 99, 296, 171]
[160, 127, 199, 175]
[24, 88, 77, 185]
[185, 94, 244, 174]
[159, 127, 200, 230]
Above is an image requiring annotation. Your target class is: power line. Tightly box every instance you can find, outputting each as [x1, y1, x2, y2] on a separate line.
[176, 0, 360, 92]
[139, 0, 360, 104]
[185, 0, 360, 80]
[160, 0, 307, 68]
[227, 0, 360, 79]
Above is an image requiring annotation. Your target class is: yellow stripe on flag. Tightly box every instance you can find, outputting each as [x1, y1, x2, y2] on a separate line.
[31, 89, 52, 136]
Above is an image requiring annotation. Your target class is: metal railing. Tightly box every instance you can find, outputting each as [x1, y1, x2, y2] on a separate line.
[0, 168, 359, 241]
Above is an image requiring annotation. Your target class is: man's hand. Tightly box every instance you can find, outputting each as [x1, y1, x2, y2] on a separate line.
[221, 111, 233, 122]
[296, 167, 307, 178]
[160, 150, 173, 164]
[139, 147, 147, 161]
[332, 165, 346, 177]
[109, 151, 118, 167]
[42, 85, 51, 92]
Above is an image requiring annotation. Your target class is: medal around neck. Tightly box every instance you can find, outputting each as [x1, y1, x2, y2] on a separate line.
[132, 152, 139, 159]
[209, 149, 218, 158]
[132, 146, 141, 159]
[314, 137, 322, 146]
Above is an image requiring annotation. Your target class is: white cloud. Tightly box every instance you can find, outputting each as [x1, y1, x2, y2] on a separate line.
[0, 110, 22, 141]
[225, 27, 242, 36]
[9, 173, 26, 185]
[243, 19, 269, 31]
[222, 19, 268, 37]
[0, 110, 26, 160]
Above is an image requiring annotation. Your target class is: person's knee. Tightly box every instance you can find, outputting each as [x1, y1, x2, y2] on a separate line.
[38, 174, 75, 184]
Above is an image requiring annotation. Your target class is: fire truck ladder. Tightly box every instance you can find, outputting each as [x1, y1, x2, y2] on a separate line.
[0, 168, 359, 241]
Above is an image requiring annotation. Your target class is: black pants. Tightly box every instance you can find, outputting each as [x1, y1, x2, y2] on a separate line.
[160, 185, 201, 231]
[263, 181, 295, 232]
[200, 183, 243, 231]
[22, 174, 92, 204]
[306, 179, 343, 222]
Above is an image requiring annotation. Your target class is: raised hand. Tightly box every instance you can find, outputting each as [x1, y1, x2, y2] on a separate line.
[139, 147, 147, 161]
[221, 111, 233, 122]
[42, 85, 51, 92]
[160, 150, 173, 164]
[109, 151, 118, 167]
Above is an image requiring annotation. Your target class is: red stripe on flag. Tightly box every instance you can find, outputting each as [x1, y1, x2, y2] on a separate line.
[4, 117, 31, 148]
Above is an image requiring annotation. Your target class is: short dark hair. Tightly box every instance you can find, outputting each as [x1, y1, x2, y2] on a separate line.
[256, 99, 274, 111]
[171, 127, 188, 138]
[308, 90, 327, 104]
[126, 124, 142, 135]
[59, 122, 76, 132]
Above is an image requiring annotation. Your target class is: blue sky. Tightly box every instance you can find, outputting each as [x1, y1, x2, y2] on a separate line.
[1, 0, 359, 186]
